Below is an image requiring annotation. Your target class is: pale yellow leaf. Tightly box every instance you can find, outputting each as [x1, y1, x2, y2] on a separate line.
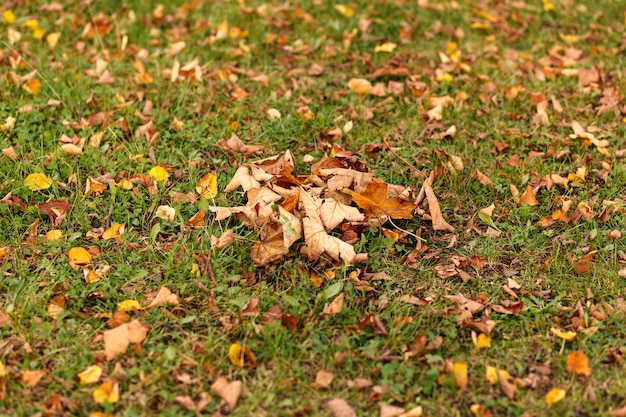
[347, 78, 372, 95]
[196, 172, 218, 199]
[545, 388, 566, 405]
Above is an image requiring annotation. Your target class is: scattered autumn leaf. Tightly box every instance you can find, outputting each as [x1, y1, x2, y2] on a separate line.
[24, 172, 53, 191]
[314, 370, 334, 389]
[567, 351, 591, 377]
[453, 362, 468, 389]
[196, 172, 218, 199]
[211, 377, 242, 410]
[93, 379, 120, 404]
[78, 365, 103, 385]
[102, 319, 149, 360]
[545, 387, 566, 405]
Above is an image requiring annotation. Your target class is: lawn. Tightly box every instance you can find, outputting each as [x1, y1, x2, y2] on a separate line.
[1, 0, 626, 416]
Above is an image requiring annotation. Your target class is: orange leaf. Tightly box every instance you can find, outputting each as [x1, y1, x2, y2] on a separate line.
[567, 351, 591, 377]
[423, 181, 454, 231]
[102, 320, 149, 360]
[518, 185, 539, 206]
[346, 178, 415, 219]
[314, 370, 334, 388]
[453, 361, 468, 389]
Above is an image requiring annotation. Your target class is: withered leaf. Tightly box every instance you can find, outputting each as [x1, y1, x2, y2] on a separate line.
[346, 178, 416, 219]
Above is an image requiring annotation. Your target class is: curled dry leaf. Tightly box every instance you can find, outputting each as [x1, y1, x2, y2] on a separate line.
[423, 181, 454, 232]
[102, 319, 149, 360]
[210, 377, 242, 410]
[518, 185, 539, 206]
[146, 286, 179, 309]
[210, 229, 235, 249]
[327, 398, 357, 417]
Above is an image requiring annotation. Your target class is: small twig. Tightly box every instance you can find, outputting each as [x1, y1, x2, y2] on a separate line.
[383, 138, 427, 179]
[387, 217, 426, 242]
[104, 200, 115, 229]
[206, 250, 216, 281]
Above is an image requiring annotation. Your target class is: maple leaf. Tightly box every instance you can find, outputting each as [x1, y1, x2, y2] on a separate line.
[224, 166, 261, 193]
[319, 198, 365, 230]
[346, 178, 415, 219]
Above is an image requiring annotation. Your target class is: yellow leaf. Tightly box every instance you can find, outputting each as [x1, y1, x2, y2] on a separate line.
[542, 0, 555, 12]
[78, 365, 103, 385]
[23, 78, 41, 96]
[485, 366, 509, 385]
[190, 263, 200, 277]
[333, 4, 355, 17]
[117, 300, 142, 312]
[24, 19, 39, 29]
[83, 268, 100, 283]
[32, 27, 46, 40]
[196, 172, 218, 199]
[24, 172, 52, 191]
[475, 333, 491, 349]
[68, 247, 91, 265]
[347, 78, 372, 95]
[46, 230, 62, 241]
[229, 342, 244, 367]
[148, 166, 169, 182]
[93, 379, 120, 404]
[102, 223, 125, 240]
[46, 32, 61, 49]
[453, 361, 468, 389]
[0, 360, 7, 377]
[0, 247, 7, 259]
[545, 387, 566, 405]
[374, 42, 397, 53]
[550, 327, 576, 341]
[3, 10, 15, 24]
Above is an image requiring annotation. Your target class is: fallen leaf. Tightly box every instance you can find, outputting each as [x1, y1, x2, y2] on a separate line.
[24, 172, 53, 191]
[518, 185, 539, 206]
[78, 365, 103, 385]
[485, 366, 509, 385]
[68, 247, 91, 266]
[453, 361, 468, 389]
[545, 387, 566, 405]
[196, 172, 218, 199]
[102, 320, 149, 360]
[374, 42, 398, 53]
[210, 229, 235, 249]
[228, 342, 256, 368]
[348, 78, 373, 95]
[327, 398, 357, 417]
[322, 292, 345, 315]
[35, 200, 70, 226]
[211, 377, 242, 410]
[379, 402, 405, 417]
[93, 380, 120, 404]
[146, 286, 179, 308]
[21, 369, 47, 387]
[102, 223, 125, 241]
[155, 205, 176, 221]
[423, 181, 454, 231]
[567, 351, 591, 377]
[475, 333, 491, 349]
[550, 327, 576, 341]
[148, 166, 169, 182]
[314, 370, 334, 388]
[346, 178, 416, 219]
[117, 300, 142, 312]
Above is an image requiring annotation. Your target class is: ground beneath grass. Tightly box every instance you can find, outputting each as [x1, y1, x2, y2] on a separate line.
[1, 0, 626, 416]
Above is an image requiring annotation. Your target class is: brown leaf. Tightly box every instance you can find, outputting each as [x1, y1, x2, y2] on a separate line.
[102, 320, 149, 360]
[21, 369, 47, 387]
[146, 286, 179, 309]
[423, 181, 454, 232]
[314, 370, 334, 388]
[35, 200, 70, 226]
[210, 377, 242, 410]
[327, 398, 357, 417]
[498, 369, 516, 399]
[215, 133, 264, 156]
[210, 229, 235, 249]
[1, 192, 27, 210]
[346, 178, 416, 219]
[472, 169, 494, 186]
[379, 402, 406, 417]
[322, 293, 345, 316]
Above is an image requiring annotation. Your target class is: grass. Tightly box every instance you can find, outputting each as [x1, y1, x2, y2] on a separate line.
[1, 0, 625, 416]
